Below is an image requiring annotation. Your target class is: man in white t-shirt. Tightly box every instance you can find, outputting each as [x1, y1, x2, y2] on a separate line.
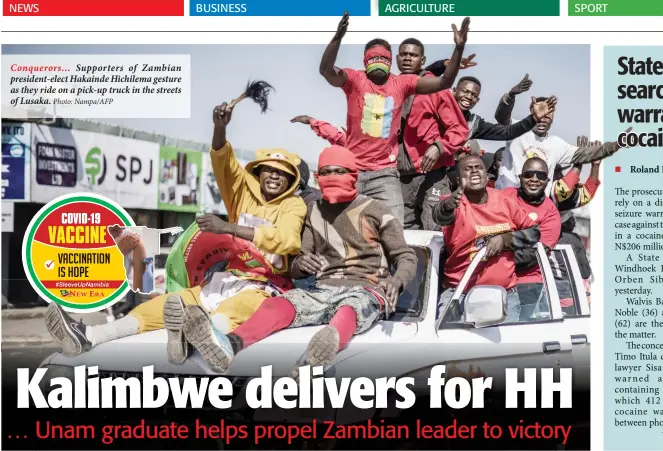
[495, 95, 627, 195]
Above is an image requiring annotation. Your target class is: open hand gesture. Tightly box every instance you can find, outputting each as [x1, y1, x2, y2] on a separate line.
[531, 96, 556, 122]
[510, 74, 533, 95]
[460, 54, 477, 69]
[334, 12, 349, 41]
[452, 17, 470, 47]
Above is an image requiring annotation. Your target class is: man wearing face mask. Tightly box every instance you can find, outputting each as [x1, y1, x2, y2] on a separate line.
[292, 37, 471, 231]
[319, 12, 470, 223]
[502, 158, 561, 321]
[178, 145, 417, 373]
[45, 103, 307, 369]
[494, 94, 631, 194]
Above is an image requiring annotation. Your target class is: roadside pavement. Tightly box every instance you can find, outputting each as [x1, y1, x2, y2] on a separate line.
[2, 306, 106, 346]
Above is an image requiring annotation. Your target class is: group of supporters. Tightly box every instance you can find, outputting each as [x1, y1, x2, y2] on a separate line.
[46, 14, 619, 374]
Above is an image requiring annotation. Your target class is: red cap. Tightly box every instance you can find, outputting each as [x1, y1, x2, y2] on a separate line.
[318, 145, 357, 172]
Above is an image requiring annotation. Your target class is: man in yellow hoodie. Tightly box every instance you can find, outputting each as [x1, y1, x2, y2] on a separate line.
[45, 102, 307, 366]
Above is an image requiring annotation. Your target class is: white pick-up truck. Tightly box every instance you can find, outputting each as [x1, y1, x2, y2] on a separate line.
[39, 230, 590, 422]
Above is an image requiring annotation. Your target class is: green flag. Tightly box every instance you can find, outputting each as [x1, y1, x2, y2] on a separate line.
[165, 221, 200, 293]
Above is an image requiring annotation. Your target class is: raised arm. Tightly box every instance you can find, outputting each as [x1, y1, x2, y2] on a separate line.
[320, 12, 349, 88]
[291, 115, 347, 146]
[415, 17, 470, 94]
[210, 103, 247, 219]
[472, 115, 535, 142]
[481, 96, 556, 141]
[554, 160, 602, 212]
[567, 128, 631, 165]
[494, 74, 533, 126]
[424, 53, 477, 77]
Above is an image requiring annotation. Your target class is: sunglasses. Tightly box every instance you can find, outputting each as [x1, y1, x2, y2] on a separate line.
[521, 170, 548, 181]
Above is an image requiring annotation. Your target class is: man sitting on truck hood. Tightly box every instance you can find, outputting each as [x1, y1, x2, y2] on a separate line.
[45, 102, 307, 363]
[432, 155, 541, 322]
[502, 157, 562, 321]
[177, 144, 417, 374]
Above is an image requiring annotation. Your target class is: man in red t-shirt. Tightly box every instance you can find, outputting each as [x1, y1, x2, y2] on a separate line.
[502, 157, 561, 321]
[395, 38, 470, 231]
[432, 156, 541, 323]
[318, 12, 470, 223]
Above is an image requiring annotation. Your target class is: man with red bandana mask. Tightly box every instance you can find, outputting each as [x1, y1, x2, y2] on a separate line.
[318, 12, 470, 224]
[179, 145, 417, 374]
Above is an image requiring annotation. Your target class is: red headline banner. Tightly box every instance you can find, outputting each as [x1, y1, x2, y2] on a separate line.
[3, 0, 184, 16]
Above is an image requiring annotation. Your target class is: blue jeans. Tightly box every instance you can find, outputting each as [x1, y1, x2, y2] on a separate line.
[437, 287, 521, 323]
[294, 275, 316, 291]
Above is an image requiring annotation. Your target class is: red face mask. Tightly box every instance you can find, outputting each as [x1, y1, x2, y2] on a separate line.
[315, 173, 358, 204]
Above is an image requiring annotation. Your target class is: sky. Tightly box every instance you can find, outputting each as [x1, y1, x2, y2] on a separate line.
[3, 44, 590, 163]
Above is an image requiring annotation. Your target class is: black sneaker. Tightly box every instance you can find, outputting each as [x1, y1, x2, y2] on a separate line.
[163, 294, 191, 365]
[45, 303, 92, 356]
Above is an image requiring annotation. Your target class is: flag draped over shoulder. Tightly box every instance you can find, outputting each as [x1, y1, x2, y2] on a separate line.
[166, 222, 292, 293]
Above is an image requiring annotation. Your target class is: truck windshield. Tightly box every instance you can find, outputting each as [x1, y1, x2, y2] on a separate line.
[387, 246, 430, 322]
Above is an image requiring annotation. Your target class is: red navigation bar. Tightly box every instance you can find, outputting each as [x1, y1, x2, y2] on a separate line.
[4, 0, 184, 16]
